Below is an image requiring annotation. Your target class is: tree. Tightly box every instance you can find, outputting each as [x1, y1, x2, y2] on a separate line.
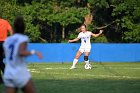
[112, 0, 140, 42]
[1, 0, 139, 43]
[38, 1, 89, 40]
[87, 0, 140, 43]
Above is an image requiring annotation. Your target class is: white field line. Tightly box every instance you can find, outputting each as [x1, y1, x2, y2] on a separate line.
[45, 67, 68, 69]
[44, 67, 140, 70]
[53, 73, 140, 79]
[28, 68, 140, 79]
[28, 67, 140, 70]
[28, 69, 40, 73]
[107, 67, 140, 69]
[99, 65, 140, 67]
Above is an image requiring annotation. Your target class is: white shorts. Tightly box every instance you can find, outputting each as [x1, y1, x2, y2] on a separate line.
[79, 48, 91, 53]
[3, 75, 31, 88]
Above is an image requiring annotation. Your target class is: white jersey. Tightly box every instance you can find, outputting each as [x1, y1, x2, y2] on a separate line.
[77, 31, 92, 48]
[3, 34, 31, 79]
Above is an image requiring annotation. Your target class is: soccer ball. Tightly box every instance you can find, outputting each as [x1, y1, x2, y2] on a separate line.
[84, 64, 92, 69]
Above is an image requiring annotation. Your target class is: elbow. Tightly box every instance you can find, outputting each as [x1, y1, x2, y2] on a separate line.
[19, 52, 25, 56]
[19, 51, 28, 57]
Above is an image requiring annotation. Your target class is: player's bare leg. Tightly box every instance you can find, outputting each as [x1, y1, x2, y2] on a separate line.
[5, 87, 17, 93]
[22, 79, 36, 93]
[70, 51, 82, 69]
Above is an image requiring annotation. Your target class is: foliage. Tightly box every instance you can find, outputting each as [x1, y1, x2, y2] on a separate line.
[0, 0, 140, 43]
[20, 3, 41, 42]
[111, 0, 140, 42]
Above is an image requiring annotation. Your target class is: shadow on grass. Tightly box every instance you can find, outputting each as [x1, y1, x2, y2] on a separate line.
[0, 79, 140, 93]
[34, 78, 140, 93]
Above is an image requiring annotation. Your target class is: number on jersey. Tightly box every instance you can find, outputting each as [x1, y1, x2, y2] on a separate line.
[9, 44, 15, 60]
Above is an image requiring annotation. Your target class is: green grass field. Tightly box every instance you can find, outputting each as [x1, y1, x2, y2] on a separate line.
[0, 62, 140, 93]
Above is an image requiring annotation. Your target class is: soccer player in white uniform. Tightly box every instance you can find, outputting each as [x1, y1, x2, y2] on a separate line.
[3, 16, 43, 93]
[68, 24, 103, 69]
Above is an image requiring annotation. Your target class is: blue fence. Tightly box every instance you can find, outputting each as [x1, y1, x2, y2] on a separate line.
[27, 43, 140, 62]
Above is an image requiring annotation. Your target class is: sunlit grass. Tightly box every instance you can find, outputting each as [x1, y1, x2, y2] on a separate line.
[1, 62, 140, 93]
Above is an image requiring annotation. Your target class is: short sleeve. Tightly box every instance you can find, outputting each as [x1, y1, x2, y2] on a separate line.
[19, 35, 29, 43]
[77, 33, 81, 39]
[89, 31, 92, 36]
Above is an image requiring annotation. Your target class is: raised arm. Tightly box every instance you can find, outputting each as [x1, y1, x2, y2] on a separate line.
[91, 29, 103, 37]
[19, 42, 43, 59]
[68, 38, 80, 43]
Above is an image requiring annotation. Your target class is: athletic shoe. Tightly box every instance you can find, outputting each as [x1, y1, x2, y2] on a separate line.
[70, 66, 76, 69]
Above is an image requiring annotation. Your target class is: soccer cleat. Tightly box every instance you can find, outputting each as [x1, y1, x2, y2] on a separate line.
[70, 66, 76, 69]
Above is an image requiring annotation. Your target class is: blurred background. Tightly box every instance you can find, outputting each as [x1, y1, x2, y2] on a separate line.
[1, 0, 140, 43]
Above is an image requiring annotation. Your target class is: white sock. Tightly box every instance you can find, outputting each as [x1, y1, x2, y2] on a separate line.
[72, 59, 78, 67]
[85, 60, 89, 65]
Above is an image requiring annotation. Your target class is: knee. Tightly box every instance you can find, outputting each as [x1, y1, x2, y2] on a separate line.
[84, 56, 88, 61]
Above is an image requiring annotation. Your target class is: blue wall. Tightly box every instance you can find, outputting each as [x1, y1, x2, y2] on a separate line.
[27, 43, 140, 62]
